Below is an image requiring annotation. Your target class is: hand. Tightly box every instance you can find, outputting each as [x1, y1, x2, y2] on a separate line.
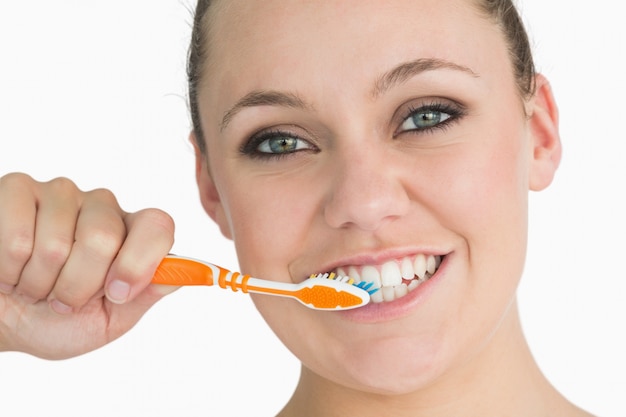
[0, 173, 177, 359]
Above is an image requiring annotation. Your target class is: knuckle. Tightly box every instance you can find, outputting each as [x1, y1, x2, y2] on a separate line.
[140, 208, 175, 236]
[45, 177, 82, 204]
[36, 236, 73, 267]
[0, 172, 34, 188]
[88, 187, 119, 206]
[81, 227, 123, 259]
[114, 256, 165, 287]
[46, 176, 79, 193]
[4, 233, 34, 265]
[113, 259, 146, 284]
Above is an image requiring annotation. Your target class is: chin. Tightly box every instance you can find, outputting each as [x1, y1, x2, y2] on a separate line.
[306, 332, 455, 396]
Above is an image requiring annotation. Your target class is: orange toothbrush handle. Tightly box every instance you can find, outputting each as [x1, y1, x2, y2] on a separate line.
[150, 256, 370, 310]
[152, 255, 216, 286]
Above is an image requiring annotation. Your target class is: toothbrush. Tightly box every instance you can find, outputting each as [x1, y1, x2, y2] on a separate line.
[151, 255, 377, 310]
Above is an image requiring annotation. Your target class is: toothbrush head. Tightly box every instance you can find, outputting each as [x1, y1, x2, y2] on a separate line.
[299, 272, 379, 310]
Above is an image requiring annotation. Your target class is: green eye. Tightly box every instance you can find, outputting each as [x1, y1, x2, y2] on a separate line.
[241, 129, 317, 159]
[400, 109, 451, 132]
[258, 136, 302, 154]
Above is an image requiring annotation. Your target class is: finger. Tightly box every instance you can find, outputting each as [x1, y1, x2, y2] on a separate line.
[0, 173, 37, 294]
[105, 208, 175, 304]
[48, 188, 126, 313]
[17, 177, 80, 301]
[105, 280, 181, 341]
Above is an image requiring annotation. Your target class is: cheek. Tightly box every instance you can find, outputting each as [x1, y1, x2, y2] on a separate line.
[221, 173, 321, 279]
[408, 115, 531, 299]
[457, 142, 528, 232]
[447, 124, 531, 308]
[431, 115, 531, 245]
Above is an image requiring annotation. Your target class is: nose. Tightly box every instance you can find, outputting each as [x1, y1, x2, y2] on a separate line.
[323, 147, 411, 231]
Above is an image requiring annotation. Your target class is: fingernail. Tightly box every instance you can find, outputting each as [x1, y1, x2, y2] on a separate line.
[107, 280, 130, 304]
[0, 283, 14, 294]
[50, 299, 73, 315]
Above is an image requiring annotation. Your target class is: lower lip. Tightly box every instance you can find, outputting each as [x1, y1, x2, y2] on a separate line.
[339, 255, 449, 323]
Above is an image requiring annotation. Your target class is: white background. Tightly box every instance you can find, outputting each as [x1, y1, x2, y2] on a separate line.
[0, 1, 624, 416]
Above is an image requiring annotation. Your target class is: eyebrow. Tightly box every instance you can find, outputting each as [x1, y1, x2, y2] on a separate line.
[220, 90, 311, 132]
[220, 58, 478, 131]
[371, 58, 479, 98]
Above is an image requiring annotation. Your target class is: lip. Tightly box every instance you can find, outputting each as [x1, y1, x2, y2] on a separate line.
[337, 252, 450, 323]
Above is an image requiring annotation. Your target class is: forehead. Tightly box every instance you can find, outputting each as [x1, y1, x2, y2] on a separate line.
[206, 0, 498, 60]
[201, 0, 509, 118]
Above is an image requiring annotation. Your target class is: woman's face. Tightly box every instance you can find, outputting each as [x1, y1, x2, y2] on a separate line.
[196, 0, 558, 394]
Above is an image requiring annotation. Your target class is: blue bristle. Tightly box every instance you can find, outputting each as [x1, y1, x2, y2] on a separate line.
[355, 281, 379, 295]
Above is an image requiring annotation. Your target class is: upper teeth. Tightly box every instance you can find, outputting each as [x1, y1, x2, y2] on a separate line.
[335, 254, 442, 303]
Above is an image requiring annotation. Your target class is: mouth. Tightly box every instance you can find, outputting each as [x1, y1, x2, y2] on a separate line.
[334, 254, 443, 303]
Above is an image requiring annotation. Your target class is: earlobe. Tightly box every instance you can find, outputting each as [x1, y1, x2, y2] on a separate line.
[528, 74, 562, 191]
[190, 132, 233, 240]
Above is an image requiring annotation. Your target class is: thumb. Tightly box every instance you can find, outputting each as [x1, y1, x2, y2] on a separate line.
[104, 208, 175, 304]
[104, 283, 181, 340]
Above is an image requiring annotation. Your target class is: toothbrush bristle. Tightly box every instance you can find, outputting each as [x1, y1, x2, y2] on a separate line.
[310, 272, 379, 295]
[356, 281, 379, 295]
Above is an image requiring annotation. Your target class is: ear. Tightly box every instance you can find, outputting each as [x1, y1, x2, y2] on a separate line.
[190, 132, 233, 240]
[527, 74, 562, 191]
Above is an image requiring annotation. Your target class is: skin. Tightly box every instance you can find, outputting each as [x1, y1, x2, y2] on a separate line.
[0, 0, 594, 415]
[0, 174, 177, 359]
[193, 0, 590, 415]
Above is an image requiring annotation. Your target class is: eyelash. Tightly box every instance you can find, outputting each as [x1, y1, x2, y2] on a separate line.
[239, 100, 466, 159]
[239, 128, 317, 160]
[395, 101, 466, 137]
